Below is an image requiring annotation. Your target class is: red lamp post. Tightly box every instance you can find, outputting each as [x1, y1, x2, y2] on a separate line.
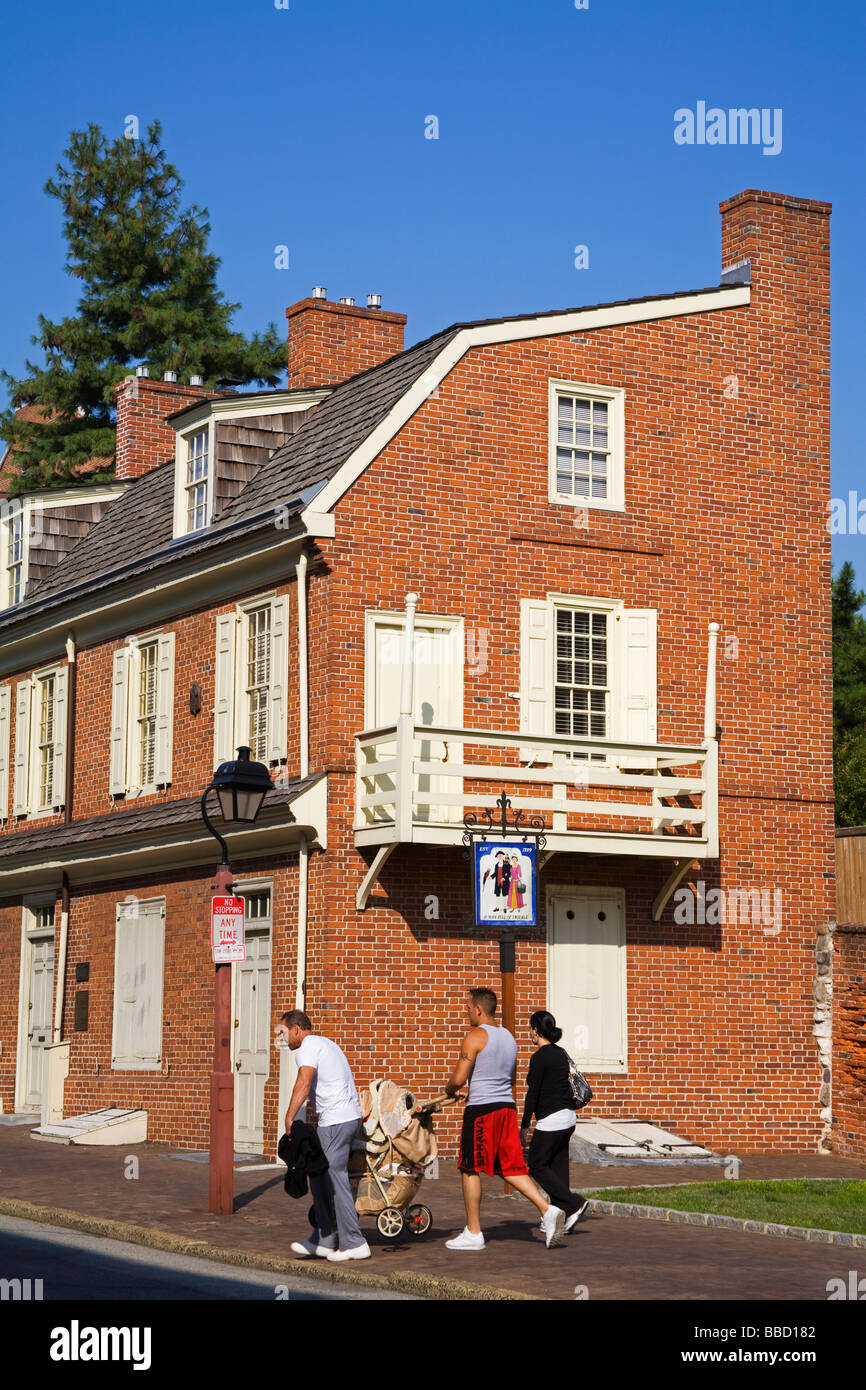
[201, 747, 272, 1215]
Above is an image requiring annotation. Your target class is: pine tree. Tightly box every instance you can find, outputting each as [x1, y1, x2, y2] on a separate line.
[1, 121, 285, 493]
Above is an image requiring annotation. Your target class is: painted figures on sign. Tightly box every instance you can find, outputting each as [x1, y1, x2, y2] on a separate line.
[475, 841, 536, 926]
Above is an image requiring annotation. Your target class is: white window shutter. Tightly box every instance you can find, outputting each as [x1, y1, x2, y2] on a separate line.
[13, 680, 32, 816]
[112, 899, 165, 1067]
[154, 633, 175, 787]
[619, 608, 658, 769]
[268, 595, 289, 761]
[109, 647, 129, 795]
[213, 613, 238, 769]
[52, 667, 68, 809]
[0, 685, 11, 820]
[519, 599, 554, 762]
[136, 901, 165, 1064]
[112, 908, 136, 1064]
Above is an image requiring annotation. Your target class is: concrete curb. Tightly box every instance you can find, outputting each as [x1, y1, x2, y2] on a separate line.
[0, 1197, 538, 1302]
[587, 1197, 866, 1247]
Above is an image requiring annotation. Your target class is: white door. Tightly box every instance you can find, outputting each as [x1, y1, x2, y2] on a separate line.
[233, 898, 272, 1152]
[25, 934, 55, 1111]
[369, 618, 463, 824]
[547, 889, 626, 1071]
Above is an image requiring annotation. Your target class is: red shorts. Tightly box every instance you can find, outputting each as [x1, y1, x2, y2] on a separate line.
[458, 1103, 528, 1178]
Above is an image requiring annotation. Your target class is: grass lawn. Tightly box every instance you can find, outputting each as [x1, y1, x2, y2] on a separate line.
[595, 1180, 866, 1235]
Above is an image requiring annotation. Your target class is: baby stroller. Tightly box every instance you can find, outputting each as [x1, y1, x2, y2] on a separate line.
[348, 1079, 455, 1240]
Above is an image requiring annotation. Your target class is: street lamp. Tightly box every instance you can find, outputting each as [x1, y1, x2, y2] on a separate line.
[201, 746, 272, 1215]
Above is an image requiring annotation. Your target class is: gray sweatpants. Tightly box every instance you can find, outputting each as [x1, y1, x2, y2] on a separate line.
[309, 1118, 365, 1252]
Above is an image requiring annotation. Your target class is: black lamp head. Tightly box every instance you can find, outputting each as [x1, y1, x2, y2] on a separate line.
[211, 746, 272, 823]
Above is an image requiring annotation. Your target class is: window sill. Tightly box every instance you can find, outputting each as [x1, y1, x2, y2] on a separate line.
[111, 1061, 162, 1072]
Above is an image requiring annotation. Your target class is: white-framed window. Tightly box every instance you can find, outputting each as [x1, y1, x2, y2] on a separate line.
[0, 499, 29, 609]
[185, 428, 210, 531]
[173, 422, 215, 537]
[111, 895, 165, 1071]
[520, 595, 657, 764]
[548, 379, 625, 511]
[109, 632, 175, 796]
[213, 595, 289, 769]
[13, 665, 68, 817]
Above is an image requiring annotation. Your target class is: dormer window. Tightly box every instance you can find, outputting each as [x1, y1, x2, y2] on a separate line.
[185, 429, 211, 532]
[6, 509, 24, 606]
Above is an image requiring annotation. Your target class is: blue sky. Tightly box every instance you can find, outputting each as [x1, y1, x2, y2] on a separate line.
[1, 0, 863, 573]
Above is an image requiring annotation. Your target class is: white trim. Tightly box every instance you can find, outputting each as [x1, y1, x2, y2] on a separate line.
[170, 390, 330, 435]
[548, 378, 625, 512]
[173, 419, 216, 539]
[229, 877, 274, 1150]
[231, 592, 290, 765]
[14, 893, 56, 1113]
[546, 884, 627, 1074]
[25, 664, 66, 817]
[0, 488, 128, 615]
[111, 894, 166, 1071]
[115, 631, 173, 797]
[363, 608, 465, 728]
[312, 287, 751, 515]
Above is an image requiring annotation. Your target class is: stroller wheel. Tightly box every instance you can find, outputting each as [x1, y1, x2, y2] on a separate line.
[376, 1206, 405, 1239]
[406, 1204, 432, 1237]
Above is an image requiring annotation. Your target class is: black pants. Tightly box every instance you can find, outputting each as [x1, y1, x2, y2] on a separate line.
[528, 1126, 583, 1217]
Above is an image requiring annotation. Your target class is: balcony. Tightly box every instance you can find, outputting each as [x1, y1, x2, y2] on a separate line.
[355, 725, 717, 856]
[353, 597, 721, 910]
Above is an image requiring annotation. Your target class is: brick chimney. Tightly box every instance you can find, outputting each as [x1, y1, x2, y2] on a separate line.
[720, 189, 831, 316]
[114, 374, 226, 481]
[286, 293, 406, 389]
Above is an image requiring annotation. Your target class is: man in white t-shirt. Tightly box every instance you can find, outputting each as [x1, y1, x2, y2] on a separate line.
[278, 1009, 369, 1262]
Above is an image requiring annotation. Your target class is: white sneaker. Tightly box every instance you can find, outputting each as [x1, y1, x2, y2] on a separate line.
[445, 1227, 486, 1250]
[326, 1242, 371, 1262]
[291, 1238, 334, 1258]
[541, 1205, 566, 1248]
[565, 1200, 589, 1233]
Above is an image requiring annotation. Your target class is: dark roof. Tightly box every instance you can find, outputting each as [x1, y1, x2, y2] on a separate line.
[6, 282, 745, 621]
[32, 461, 176, 601]
[0, 771, 324, 864]
[218, 327, 459, 523]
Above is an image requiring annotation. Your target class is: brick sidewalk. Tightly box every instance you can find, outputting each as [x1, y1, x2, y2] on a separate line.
[1, 1126, 864, 1300]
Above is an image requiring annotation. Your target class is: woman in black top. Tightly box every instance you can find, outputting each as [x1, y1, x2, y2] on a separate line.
[520, 1011, 588, 1230]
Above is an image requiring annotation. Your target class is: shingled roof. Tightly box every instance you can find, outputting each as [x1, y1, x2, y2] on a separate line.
[215, 326, 459, 523]
[0, 771, 324, 865]
[5, 282, 743, 626]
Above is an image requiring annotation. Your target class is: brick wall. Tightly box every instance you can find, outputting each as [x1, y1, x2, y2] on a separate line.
[0, 190, 836, 1157]
[303, 188, 833, 1154]
[832, 927, 866, 1158]
[114, 377, 227, 481]
[286, 297, 406, 389]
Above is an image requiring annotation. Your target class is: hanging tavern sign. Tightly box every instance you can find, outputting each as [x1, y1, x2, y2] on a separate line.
[464, 791, 545, 929]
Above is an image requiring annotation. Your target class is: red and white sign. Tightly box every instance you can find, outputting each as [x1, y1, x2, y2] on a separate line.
[211, 896, 246, 963]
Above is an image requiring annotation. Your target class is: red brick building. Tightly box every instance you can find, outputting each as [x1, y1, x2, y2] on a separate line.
[0, 189, 837, 1158]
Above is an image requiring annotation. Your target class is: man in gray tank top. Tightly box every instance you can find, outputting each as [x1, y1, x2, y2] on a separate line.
[443, 987, 566, 1250]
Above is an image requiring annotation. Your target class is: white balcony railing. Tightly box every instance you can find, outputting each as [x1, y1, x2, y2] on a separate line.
[353, 595, 720, 864]
[354, 723, 718, 859]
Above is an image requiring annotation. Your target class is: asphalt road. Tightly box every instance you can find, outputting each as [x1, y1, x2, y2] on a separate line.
[0, 1215, 416, 1301]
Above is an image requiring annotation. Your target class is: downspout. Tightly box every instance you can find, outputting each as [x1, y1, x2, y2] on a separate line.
[296, 550, 309, 779]
[294, 551, 310, 1008]
[53, 632, 76, 1043]
[296, 835, 308, 1009]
